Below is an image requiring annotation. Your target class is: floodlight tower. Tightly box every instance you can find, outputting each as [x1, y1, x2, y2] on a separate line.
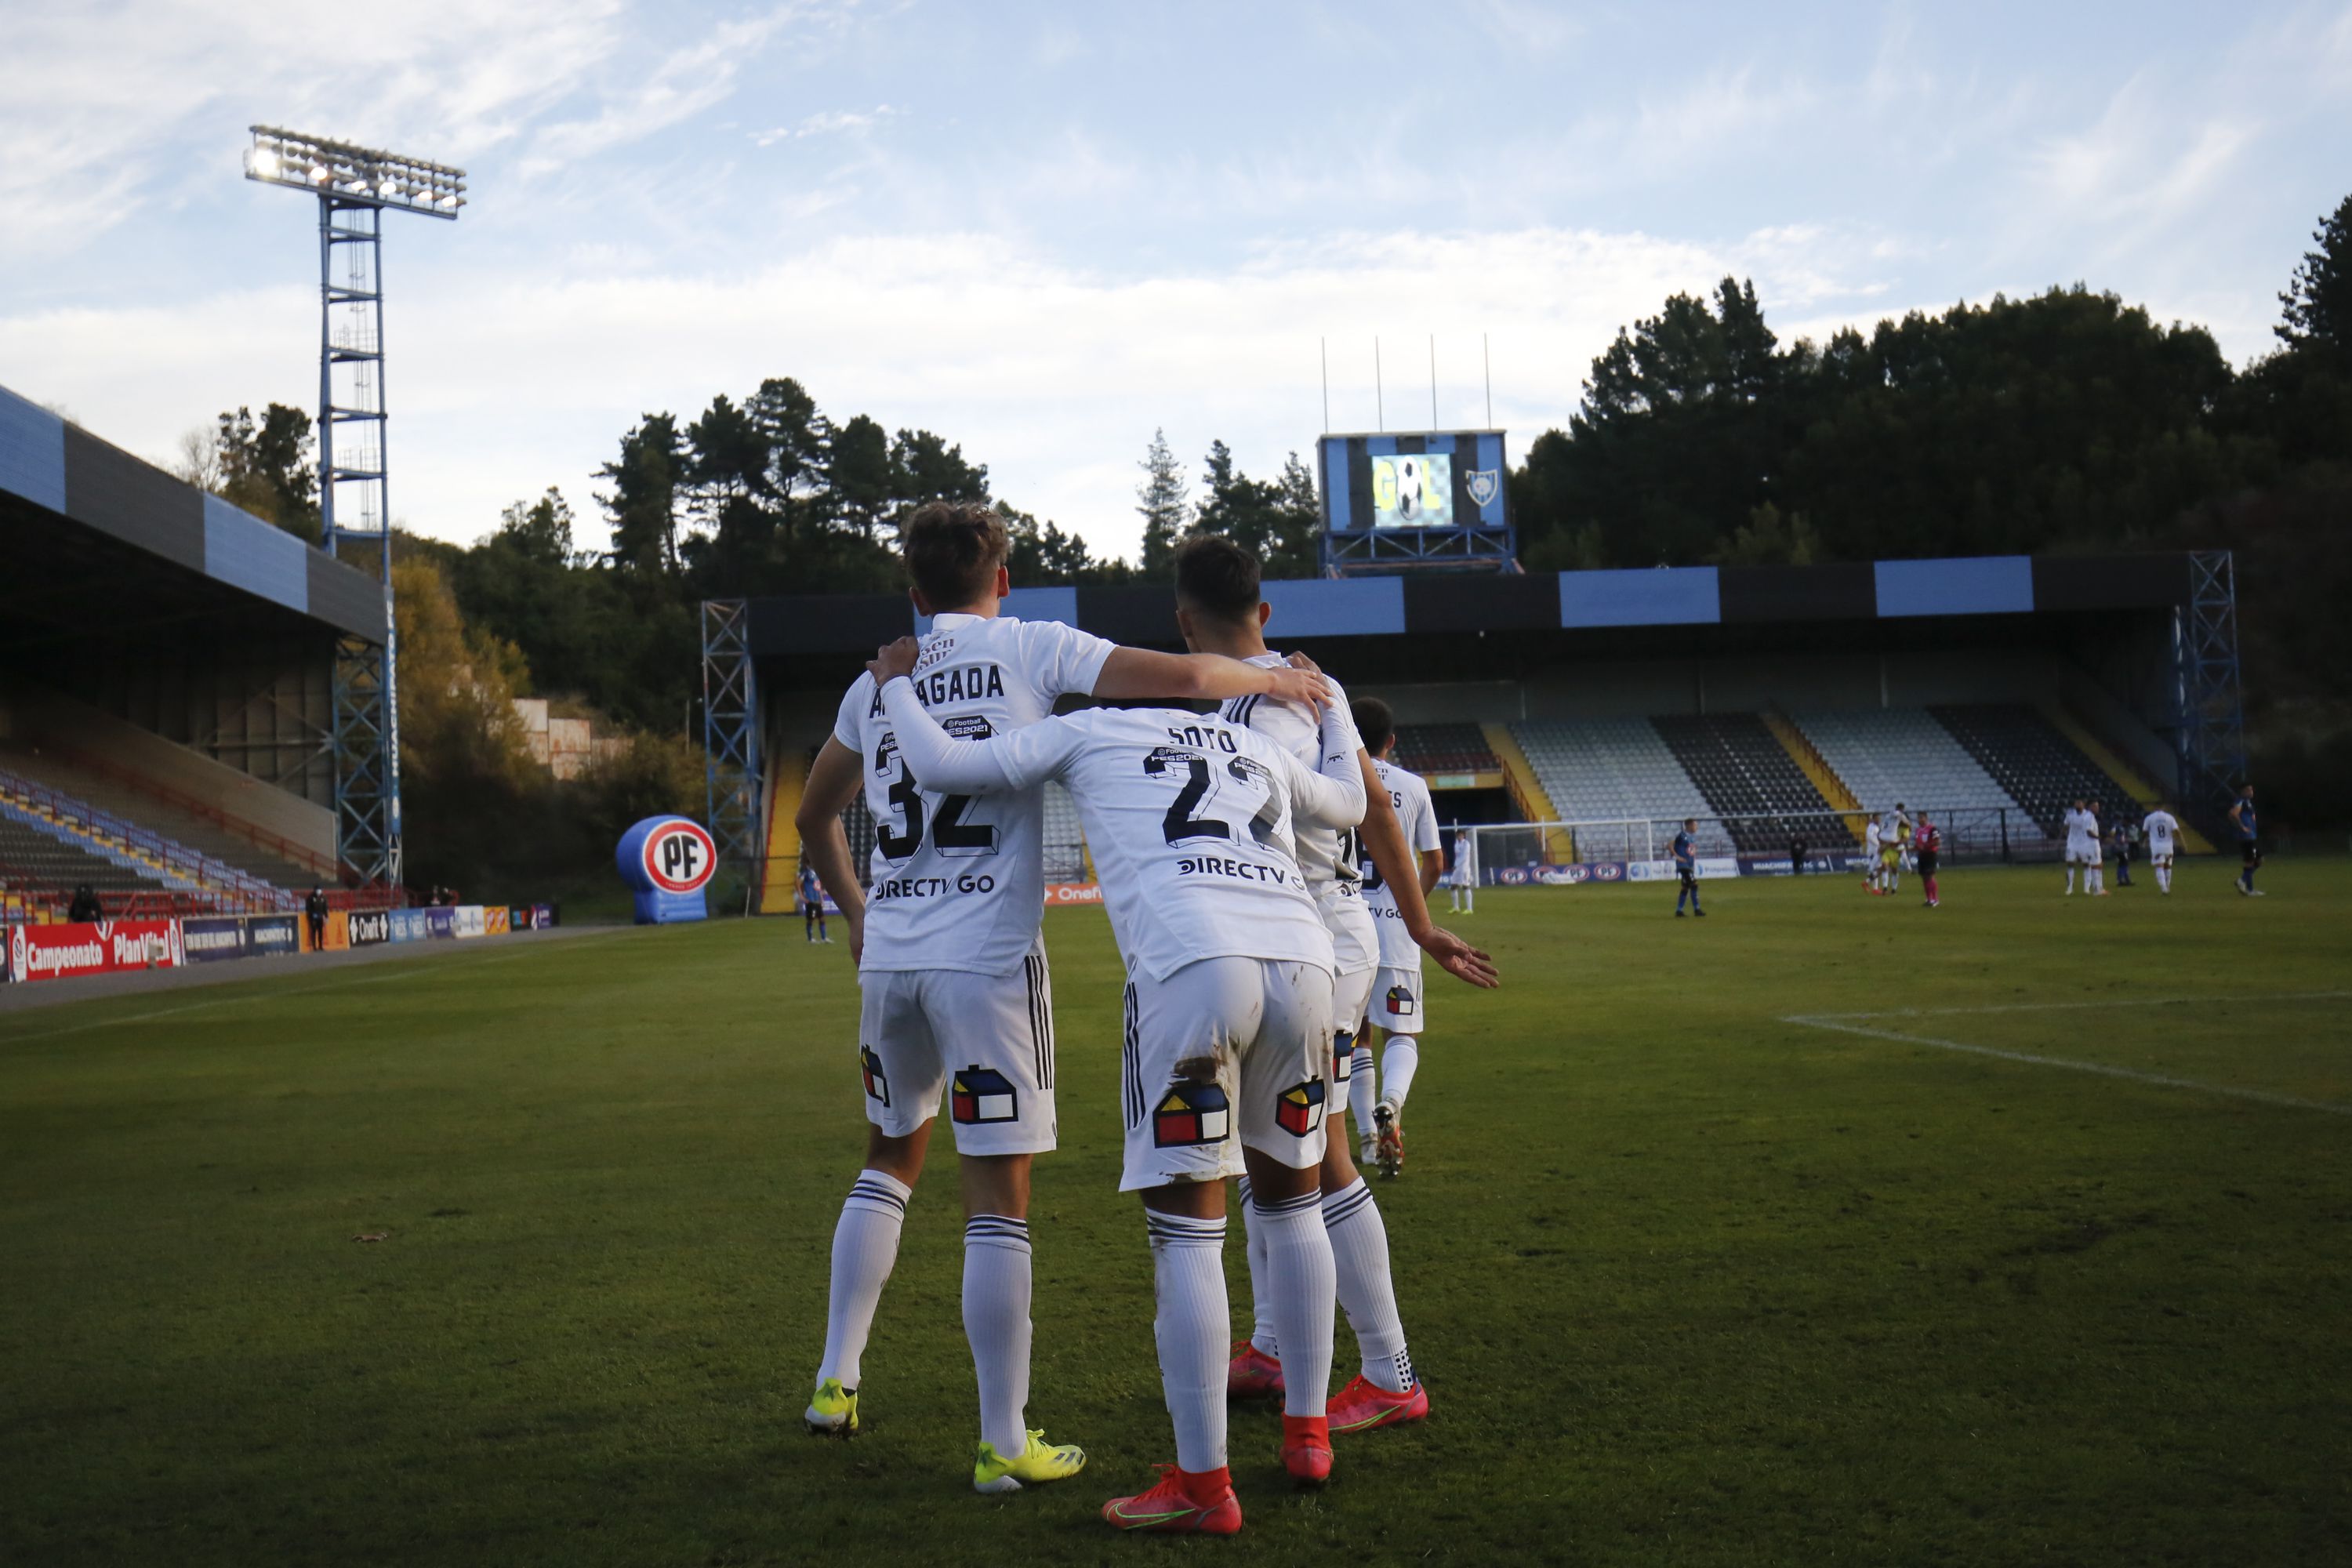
[245, 126, 466, 888]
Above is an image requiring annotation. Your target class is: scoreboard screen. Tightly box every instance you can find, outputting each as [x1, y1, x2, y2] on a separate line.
[1371, 453, 1451, 529]
[1319, 430, 1508, 538]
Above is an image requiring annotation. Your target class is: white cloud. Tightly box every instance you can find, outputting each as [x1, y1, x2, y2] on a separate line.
[0, 0, 626, 258]
[0, 224, 1896, 563]
[522, 3, 844, 174]
[751, 104, 898, 147]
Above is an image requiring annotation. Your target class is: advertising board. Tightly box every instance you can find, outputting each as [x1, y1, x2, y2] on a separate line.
[7, 919, 183, 983]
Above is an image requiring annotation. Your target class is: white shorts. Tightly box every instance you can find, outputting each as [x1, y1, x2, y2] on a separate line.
[857, 943, 1055, 1156]
[1372, 962, 1425, 1035]
[2151, 850, 2174, 866]
[1118, 956, 1334, 1192]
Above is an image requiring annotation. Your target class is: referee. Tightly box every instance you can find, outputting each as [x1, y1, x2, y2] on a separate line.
[1673, 818, 1706, 918]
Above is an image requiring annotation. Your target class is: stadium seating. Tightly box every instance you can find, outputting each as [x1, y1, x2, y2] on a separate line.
[1508, 718, 1725, 858]
[1792, 709, 2027, 819]
[0, 745, 318, 888]
[1929, 705, 2134, 837]
[1392, 724, 1499, 775]
[1041, 780, 1087, 884]
[1652, 713, 1844, 854]
[0, 760, 286, 907]
[0, 811, 157, 895]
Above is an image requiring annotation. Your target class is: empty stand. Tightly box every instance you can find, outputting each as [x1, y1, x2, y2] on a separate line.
[1041, 781, 1087, 884]
[0, 812, 155, 895]
[1392, 724, 1499, 775]
[1509, 718, 1726, 858]
[1653, 713, 1844, 854]
[0, 744, 319, 888]
[1793, 710, 2026, 818]
[1929, 706, 2133, 837]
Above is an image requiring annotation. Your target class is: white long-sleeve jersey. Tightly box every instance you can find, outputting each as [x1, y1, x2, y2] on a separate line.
[879, 680, 1367, 982]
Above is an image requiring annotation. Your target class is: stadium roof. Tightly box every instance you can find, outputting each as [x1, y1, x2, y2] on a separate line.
[737, 553, 2194, 659]
[0, 382, 383, 651]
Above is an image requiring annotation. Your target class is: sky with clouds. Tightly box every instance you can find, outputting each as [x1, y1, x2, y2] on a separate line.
[2, 1, 2347, 561]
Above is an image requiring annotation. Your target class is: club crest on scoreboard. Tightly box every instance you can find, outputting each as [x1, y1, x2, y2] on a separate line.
[1467, 468, 1500, 506]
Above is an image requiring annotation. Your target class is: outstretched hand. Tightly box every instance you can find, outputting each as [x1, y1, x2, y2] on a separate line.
[868, 636, 921, 684]
[1416, 924, 1499, 989]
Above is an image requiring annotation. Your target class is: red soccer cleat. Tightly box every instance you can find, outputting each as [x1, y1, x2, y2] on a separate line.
[1328, 1373, 1431, 1433]
[1226, 1340, 1285, 1398]
[1281, 1414, 1333, 1486]
[1101, 1465, 1242, 1534]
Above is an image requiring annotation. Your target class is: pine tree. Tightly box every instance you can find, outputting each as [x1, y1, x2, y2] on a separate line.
[2279, 194, 2352, 359]
[1135, 427, 1190, 575]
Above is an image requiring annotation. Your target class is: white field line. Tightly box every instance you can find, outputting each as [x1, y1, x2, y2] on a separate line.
[1783, 1009, 2352, 1119]
[1801, 989, 2352, 1022]
[0, 946, 551, 1047]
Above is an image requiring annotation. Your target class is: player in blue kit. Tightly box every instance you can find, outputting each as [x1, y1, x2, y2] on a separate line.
[1672, 819, 1704, 917]
[2230, 782, 2263, 896]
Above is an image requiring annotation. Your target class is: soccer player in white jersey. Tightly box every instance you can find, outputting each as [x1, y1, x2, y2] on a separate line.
[1352, 696, 1444, 1178]
[2143, 802, 2181, 893]
[2063, 798, 2107, 896]
[864, 633, 1367, 1534]
[1863, 815, 1885, 894]
[1168, 535, 1497, 1445]
[794, 503, 1329, 1492]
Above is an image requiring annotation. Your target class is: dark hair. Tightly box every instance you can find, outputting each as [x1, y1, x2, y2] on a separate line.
[902, 501, 1008, 608]
[1173, 533, 1261, 622]
[1353, 696, 1396, 756]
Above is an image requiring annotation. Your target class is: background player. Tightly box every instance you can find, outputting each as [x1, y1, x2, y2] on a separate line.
[1881, 808, 1905, 896]
[1864, 814, 1885, 894]
[1915, 811, 1943, 907]
[1351, 697, 1444, 1178]
[866, 633, 1367, 1533]
[797, 860, 830, 943]
[2143, 800, 2181, 894]
[1444, 830, 1472, 912]
[1673, 818, 1705, 918]
[2230, 782, 2263, 895]
[2062, 797, 2096, 895]
[794, 502, 1328, 1491]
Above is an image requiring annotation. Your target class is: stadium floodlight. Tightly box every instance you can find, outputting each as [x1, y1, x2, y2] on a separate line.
[243, 125, 466, 220]
[244, 125, 466, 890]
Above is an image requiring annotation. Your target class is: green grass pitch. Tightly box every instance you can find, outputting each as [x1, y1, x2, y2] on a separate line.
[3, 861, 2347, 1565]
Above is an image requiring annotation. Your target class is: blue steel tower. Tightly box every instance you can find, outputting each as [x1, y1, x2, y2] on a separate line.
[245, 127, 466, 887]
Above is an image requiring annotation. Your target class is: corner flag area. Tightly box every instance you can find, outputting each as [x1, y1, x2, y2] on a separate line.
[4, 862, 2346, 1566]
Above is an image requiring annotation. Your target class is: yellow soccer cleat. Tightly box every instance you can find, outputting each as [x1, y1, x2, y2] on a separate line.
[804, 1378, 859, 1437]
[973, 1429, 1087, 1494]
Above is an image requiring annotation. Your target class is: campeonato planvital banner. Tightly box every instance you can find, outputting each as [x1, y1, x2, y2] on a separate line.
[8, 918, 183, 983]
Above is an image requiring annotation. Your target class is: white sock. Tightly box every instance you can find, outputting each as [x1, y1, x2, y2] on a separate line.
[1146, 1209, 1229, 1473]
[1348, 1041, 1377, 1143]
[1234, 1176, 1279, 1358]
[963, 1215, 1033, 1457]
[1381, 1037, 1421, 1113]
[816, 1168, 912, 1390]
[1323, 1178, 1415, 1392]
[1253, 1188, 1337, 1418]
[2066, 867, 2076, 892]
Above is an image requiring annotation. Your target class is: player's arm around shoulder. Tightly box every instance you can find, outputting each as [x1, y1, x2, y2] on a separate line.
[869, 637, 1076, 792]
[1091, 643, 1331, 708]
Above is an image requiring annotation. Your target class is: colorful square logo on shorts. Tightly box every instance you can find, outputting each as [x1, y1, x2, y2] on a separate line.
[1332, 1033, 1353, 1082]
[952, 1065, 1018, 1124]
[1153, 1083, 1231, 1147]
[1385, 985, 1415, 1017]
[860, 1045, 890, 1108]
[1276, 1079, 1326, 1137]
